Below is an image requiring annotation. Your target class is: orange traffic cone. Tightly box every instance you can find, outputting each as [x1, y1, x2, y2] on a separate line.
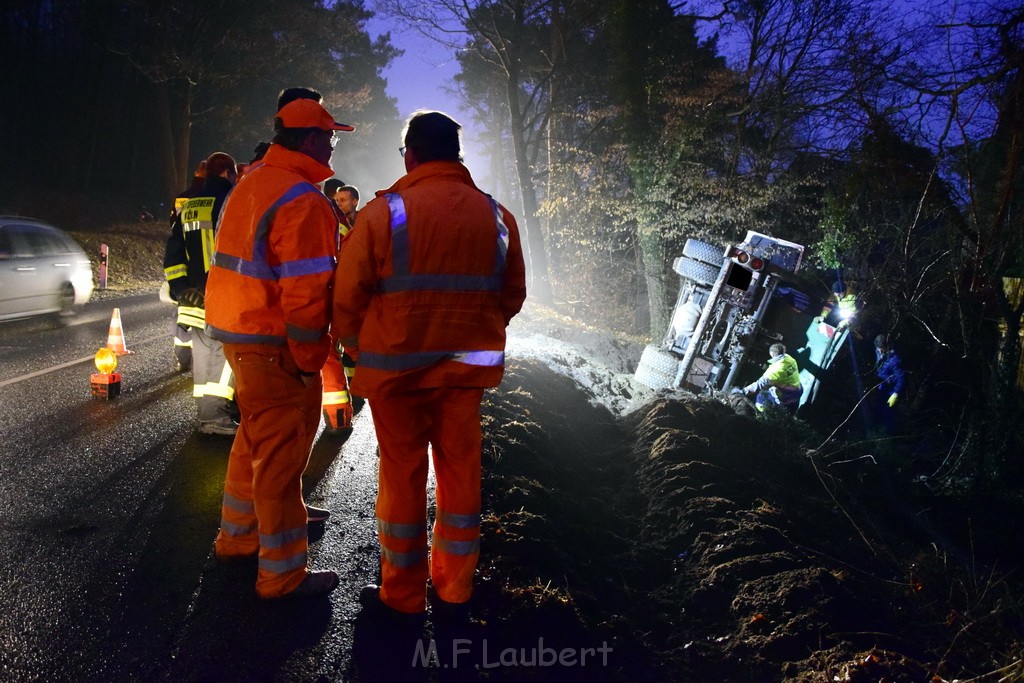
[106, 307, 132, 355]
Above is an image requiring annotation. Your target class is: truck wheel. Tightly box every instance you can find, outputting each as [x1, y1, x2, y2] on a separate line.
[683, 238, 723, 266]
[673, 256, 719, 286]
[635, 345, 679, 390]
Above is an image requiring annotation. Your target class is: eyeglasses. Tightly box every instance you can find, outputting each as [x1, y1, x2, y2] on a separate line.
[398, 146, 406, 158]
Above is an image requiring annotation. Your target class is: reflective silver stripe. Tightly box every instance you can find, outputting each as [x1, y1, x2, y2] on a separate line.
[176, 306, 206, 328]
[385, 193, 409, 278]
[259, 551, 307, 574]
[377, 519, 427, 539]
[381, 546, 427, 568]
[165, 264, 188, 279]
[210, 182, 329, 281]
[207, 326, 284, 345]
[223, 492, 255, 514]
[378, 273, 502, 293]
[453, 350, 504, 366]
[381, 192, 507, 293]
[260, 525, 307, 549]
[285, 322, 326, 342]
[220, 519, 257, 537]
[436, 510, 481, 529]
[433, 537, 480, 556]
[359, 349, 505, 372]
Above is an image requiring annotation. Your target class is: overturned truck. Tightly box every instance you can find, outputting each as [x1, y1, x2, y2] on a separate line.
[635, 230, 845, 409]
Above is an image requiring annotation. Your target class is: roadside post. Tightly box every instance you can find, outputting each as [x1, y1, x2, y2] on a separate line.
[99, 244, 108, 290]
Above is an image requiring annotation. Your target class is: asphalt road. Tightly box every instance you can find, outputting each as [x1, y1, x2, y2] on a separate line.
[0, 292, 385, 681]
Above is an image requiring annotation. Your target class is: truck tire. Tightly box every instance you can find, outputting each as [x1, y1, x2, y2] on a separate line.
[673, 256, 719, 286]
[635, 345, 679, 390]
[683, 238, 723, 266]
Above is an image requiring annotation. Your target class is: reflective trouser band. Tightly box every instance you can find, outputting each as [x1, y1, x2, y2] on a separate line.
[433, 536, 480, 556]
[377, 519, 427, 538]
[220, 519, 257, 536]
[381, 545, 427, 568]
[194, 363, 235, 400]
[436, 510, 481, 529]
[259, 551, 307, 574]
[322, 391, 350, 405]
[174, 337, 193, 348]
[260, 526, 307, 549]
[223, 492, 255, 514]
[194, 381, 235, 400]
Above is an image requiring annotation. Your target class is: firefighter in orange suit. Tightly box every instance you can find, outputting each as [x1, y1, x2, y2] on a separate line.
[319, 178, 355, 435]
[333, 111, 527, 620]
[205, 98, 355, 599]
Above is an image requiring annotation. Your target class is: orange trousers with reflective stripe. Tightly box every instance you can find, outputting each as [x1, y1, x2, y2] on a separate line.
[215, 343, 321, 598]
[321, 335, 352, 428]
[370, 387, 485, 613]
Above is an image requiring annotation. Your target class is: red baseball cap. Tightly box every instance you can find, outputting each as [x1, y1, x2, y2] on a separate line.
[276, 98, 355, 132]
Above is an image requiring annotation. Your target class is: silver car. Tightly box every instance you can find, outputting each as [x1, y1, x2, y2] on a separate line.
[0, 216, 94, 323]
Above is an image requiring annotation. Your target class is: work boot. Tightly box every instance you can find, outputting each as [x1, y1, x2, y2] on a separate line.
[359, 584, 427, 626]
[428, 585, 472, 624]
[321, 406, 353, 436]
[306, 504, 331, 523]
[198, 416, 238, 436]
[173, 349, 192, 373]
[274, 570, 340, 599]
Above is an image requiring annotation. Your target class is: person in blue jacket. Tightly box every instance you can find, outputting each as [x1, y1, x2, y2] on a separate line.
[874, 334, 905, 408]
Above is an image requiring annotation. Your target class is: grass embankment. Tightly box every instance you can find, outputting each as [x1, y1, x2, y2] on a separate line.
[70, 222, 167, 291]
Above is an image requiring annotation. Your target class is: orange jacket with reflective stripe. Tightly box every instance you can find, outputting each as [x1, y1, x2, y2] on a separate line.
[332, 160, 527, 397]
[205, 144, 338, 373]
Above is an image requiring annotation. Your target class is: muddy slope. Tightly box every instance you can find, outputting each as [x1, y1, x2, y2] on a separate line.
[475, 358, 1023, 682]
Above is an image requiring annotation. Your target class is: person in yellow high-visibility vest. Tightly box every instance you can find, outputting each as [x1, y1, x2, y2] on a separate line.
[744, 343, 803, 413]
[817, 280, 860, 331]
[163, 152, 238, 436]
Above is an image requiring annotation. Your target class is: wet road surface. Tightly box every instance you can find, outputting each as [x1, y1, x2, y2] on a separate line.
[0, 292, 386, 680]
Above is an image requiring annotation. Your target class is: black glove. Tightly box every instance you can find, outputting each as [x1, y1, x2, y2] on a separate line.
[178, 288, 205, 308]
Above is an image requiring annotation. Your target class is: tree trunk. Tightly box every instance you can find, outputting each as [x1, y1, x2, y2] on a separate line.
[505, 73, 553, 305]
[156, 81, 179, 200]
[639, 221, 668, 337]
[176, 81, 194, 193]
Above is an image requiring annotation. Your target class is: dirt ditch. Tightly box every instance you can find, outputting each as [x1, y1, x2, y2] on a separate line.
[470, 352, 1023, 682]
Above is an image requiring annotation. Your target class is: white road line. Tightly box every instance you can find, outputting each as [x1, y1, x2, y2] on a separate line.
[0, 334, 166, 388]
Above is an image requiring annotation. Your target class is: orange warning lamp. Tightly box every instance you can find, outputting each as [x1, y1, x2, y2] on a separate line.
[95, 347, 118, 374]
[90, 347, 122, 399]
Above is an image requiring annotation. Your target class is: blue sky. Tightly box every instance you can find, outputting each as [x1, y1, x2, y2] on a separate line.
[365, 18, 489, 178]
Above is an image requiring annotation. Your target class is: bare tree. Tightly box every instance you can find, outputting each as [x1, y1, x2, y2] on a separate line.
[375, 0, 562, 305]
